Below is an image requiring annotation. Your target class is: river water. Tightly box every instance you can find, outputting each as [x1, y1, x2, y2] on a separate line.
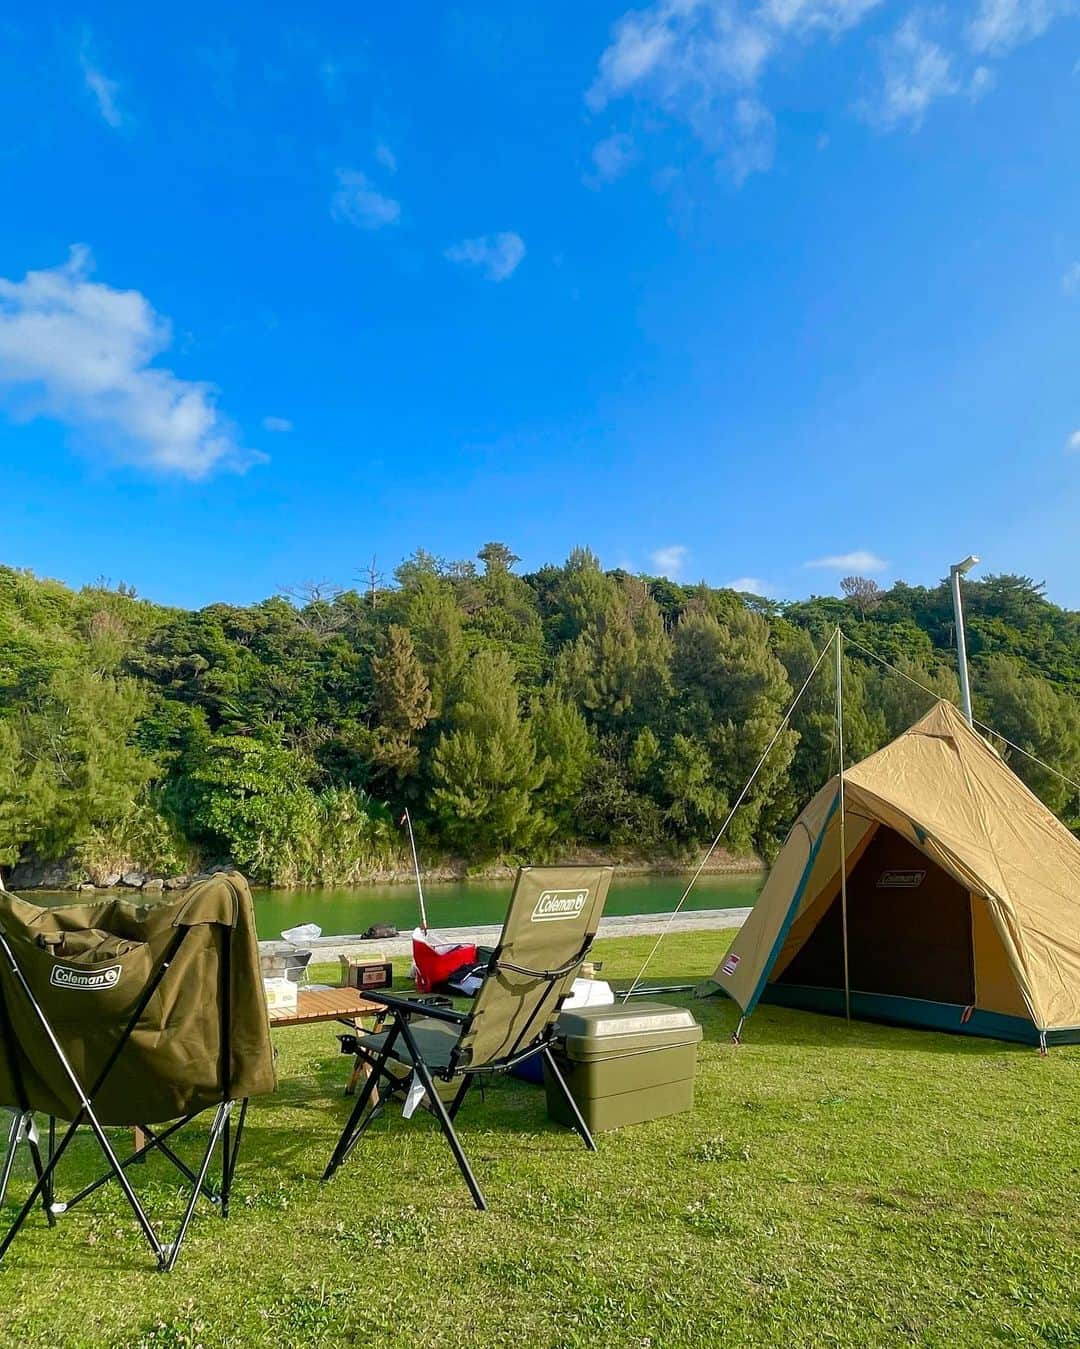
[251, 871, 763, 940]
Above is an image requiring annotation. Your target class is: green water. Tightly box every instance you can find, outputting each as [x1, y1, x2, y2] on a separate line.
[251, 871, 762, 940]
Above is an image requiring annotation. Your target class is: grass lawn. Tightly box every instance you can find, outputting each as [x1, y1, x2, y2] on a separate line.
[2, 930, 1079, 1348]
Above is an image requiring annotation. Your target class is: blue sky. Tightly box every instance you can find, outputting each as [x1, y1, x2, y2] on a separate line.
[0, 2, 1078, 609]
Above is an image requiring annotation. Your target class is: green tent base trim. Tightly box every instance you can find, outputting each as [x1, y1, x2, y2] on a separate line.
[758, 983, 1080, 1046]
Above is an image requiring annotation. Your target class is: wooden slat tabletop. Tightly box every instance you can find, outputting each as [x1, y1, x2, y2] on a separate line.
[268, 986, 384, 1027]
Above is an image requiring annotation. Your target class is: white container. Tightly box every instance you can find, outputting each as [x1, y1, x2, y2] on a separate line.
[264, 976, 298, 1013]
[563, 978, 615, 1009]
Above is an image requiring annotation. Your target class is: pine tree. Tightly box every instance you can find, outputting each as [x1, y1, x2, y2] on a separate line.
[532, 690, 594, 837]
[429, 650, 543, 855]
[406, 576, 467, 718]
[369, 625, 432, 782]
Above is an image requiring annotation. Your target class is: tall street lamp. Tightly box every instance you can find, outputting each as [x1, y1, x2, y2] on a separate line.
[950, 554, 980, 726]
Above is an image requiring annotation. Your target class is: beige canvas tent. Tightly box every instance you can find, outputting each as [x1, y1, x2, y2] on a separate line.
[706, 700, 1080, 1047]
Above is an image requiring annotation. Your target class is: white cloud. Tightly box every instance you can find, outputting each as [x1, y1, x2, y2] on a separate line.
[0, 247, 258, 478]
[1063, 262, 1080, 294]
[375, 142, 398, 174]
[589, 132, 637, 184]
[331, 169, 400, 230]
[79, 34, 124, 128]
[725, 576, 774, 596]
[262, 416, 293, 433]
[805, 550, 888, 572]
[1066, 430, 1080, 452]
[587, 0, 882, 181]
[650, 544, 689, 577]
[967, 0, 1077, 55]
[863, 15, 959, 129]
[444, 232, 526, 282]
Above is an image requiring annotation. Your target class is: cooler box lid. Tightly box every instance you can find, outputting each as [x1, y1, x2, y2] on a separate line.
[556, 1001, 703, 1060]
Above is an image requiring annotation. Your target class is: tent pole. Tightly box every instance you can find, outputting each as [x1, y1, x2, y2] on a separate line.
[835, 628, 851, 1023]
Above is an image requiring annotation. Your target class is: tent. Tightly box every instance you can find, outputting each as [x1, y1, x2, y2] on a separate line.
[705, 700, 1080, 1047]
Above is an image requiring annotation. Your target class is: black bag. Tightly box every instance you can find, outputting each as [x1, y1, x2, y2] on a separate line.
[363, 923, 398, 941]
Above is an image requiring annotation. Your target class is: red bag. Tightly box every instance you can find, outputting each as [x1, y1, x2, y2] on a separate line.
[411, 927, 477, 993]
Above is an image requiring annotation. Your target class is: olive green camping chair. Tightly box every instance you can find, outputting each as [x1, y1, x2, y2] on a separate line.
[322, 865, 613, 1210]
[0, 873, 276, 1271]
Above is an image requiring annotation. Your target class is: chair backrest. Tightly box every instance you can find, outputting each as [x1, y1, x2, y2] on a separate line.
[0, 872, 276, 1125]
[450, 865, 613, 1072]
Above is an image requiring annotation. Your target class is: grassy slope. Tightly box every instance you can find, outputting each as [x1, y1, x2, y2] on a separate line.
[1, 932, 1078, 1348]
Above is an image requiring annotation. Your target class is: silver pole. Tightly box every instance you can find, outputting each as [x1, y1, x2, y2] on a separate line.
[950, 555, 979, 726]
[835, 628, 851, 1023]
[401, 809, 428, 932]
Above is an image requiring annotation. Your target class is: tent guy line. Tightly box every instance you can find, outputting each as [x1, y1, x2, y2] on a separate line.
[625, 628, 840, 999]
[842, 633, 1080, 800]
[627, 625, 1080, 1012]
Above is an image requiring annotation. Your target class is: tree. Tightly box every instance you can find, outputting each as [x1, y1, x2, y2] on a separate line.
[477, 541, 520, 575]
[429, 651, 543, 855]
[976, 655, 1080, 824]
[840, 575, 883, 617]
[670, 606, 795, 851]
[179, 735, 319, 883]
[406, 576, 467, 719]
[368, 625, 432, 783]
[532, 690, 594, 837]
[0, 668, 158, 865]
[555, 577, 671, 731]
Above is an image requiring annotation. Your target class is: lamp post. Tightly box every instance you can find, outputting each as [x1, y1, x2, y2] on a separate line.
[950, 554, 980, 726]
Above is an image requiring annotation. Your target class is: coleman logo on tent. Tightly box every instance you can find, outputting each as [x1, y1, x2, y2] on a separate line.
[49, 963, 122, 991]
[531, 889, 588, 922]
[877, 869, 926, 889]
[721, 953, 740, 976]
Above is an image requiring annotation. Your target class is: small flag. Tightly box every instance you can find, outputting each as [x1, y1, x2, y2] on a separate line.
[721, 953, 740, 977]
[399, 811, 409, 827]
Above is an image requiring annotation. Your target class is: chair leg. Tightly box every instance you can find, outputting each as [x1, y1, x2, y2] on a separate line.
[0, 1112, 54, 1226]
[447, 1074, 473, 1121]
[61, 1113, 198, 1212]
[161, 1103, 231, 1273]
[0, 1112, 20, 1209]
[21, 1116, 56, 1227]
[0, 1110, 85, 1263]
[221, 1098, 248, 1219]
[323, 1024, 400, 1182]
[140, 1125, 221, 1206]
[46, 1117, 56, 1212]
[398, 1024, 487, 1212]
[541, 1047, 596, 1152]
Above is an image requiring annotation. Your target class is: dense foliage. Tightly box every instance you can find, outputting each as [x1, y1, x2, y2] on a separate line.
[0, 551, 1077, 884]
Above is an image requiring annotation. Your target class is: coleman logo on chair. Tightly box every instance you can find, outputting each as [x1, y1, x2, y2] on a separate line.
[876, 869, 926, 889]
[531, 889, 588, 922]
[49, 963, 122, 991]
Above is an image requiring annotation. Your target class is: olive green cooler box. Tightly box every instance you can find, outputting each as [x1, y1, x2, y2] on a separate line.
[544, 1003, 703, 1132]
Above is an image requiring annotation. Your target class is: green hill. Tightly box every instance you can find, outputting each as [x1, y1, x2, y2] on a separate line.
[1, 549, 1076, 885]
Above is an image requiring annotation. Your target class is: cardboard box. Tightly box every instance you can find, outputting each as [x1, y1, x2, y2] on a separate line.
[263, 977, 298, 1013]
[339, 955, 393, 992]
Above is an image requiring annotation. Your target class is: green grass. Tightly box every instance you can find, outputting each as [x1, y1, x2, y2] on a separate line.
[2, 932, 1079, 1347]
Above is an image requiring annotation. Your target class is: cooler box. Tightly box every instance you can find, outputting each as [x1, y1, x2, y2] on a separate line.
[411, 929, 477, 993]
[544, 1002, 702, 1132]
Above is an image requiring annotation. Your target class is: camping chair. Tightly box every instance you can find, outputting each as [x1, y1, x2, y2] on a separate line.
[322, 865, 613, 1210]
[0, 872, 276, 1271]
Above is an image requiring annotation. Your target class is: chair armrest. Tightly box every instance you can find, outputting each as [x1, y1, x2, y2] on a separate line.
[363, 991, 467, 1025]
